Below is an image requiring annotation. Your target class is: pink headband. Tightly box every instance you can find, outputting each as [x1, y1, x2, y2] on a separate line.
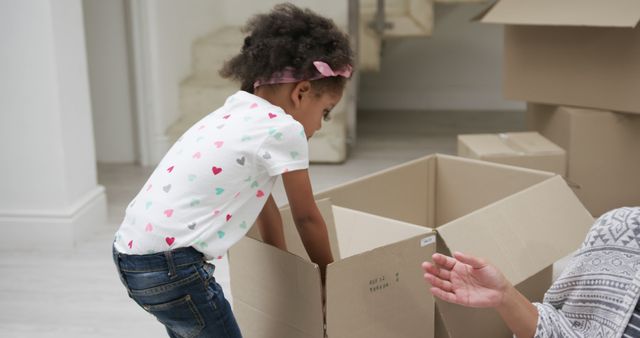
[253, 61, 353, 89]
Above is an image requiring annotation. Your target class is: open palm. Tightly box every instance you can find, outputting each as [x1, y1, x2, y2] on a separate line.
[422, 252, 509, 308]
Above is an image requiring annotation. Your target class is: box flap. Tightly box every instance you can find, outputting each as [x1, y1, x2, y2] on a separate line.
[435, 154, 553, 226]
[437, 176, 593, 285]
[479, 0, 640, 28]
[326, 233, 436, 338]
[332, 205, 433, 258]
[502, 132, 565, 155]
[229, 237, 324, 337]
[458, 134, 519, 157]
[279, 198, 341, 260]
[459, 132, 564, 157]
[315, 156, 435, 227]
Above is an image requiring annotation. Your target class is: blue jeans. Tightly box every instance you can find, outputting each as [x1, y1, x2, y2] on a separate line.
[112, 245, 242, 338]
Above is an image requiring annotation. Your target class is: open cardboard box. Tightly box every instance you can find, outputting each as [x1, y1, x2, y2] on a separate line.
[230, 199, 438, 338]
[314, 154, 594, 338]
[526, 103, 640, 217]
[457, 131, 566, 176]
[476, 0, 640, 114]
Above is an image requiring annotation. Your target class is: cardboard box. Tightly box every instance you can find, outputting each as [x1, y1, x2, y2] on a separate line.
[315, 154, 594, 338]
[230, 200, 438, 338]
[477, 0, 640, 114]
[457, 132, 566, 176]
[526, 103, 640, 217]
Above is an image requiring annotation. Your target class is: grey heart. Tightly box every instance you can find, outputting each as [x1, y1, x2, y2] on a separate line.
[163, 184, 172, 193]
[262, 152, 271, 160]
[188, 222, 196, 230]
[236, 156, 246, 166]
[217, 124, 225, 129]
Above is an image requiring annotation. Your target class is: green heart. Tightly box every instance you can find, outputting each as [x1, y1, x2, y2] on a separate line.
[251, 181, 259, 188]
[273, 132, 283, 140]
[240, 221, 248, 229]
[188, 174, 197, 182]
[190, 199, 200, 207]
[268, 128, 277, 135]
[290, 151, 299, 159]
[241, 136, 251, 142]
[145, 201, 152, 210]
[244, 116, 251, 122]
[217, 231, 225, 239]
[197, 241, 208, 249]
[243, 176, 252, 182]
[196, 136, 204, 142]
[215, 187, 224, 195]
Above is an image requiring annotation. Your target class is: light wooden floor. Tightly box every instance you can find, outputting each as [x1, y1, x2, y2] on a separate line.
[2, 110, 573, 337]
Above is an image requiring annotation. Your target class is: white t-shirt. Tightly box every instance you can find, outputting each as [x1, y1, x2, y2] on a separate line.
[113, 91, 309, 259]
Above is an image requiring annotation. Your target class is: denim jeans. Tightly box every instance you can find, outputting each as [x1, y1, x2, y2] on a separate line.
[112, 245, 242, 338]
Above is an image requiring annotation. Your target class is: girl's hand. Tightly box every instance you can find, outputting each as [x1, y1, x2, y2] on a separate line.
[422, 252, 510, 308]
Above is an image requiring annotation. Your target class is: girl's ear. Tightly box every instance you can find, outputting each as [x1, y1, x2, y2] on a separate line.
[290, 81, 312, 108]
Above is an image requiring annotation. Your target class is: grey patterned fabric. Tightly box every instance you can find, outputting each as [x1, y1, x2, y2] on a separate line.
[533, 207, 640, 338]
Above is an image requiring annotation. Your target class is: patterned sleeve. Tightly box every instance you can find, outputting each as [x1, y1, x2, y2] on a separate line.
[532, 303, 582, 338]
[256, 119, 309, 176]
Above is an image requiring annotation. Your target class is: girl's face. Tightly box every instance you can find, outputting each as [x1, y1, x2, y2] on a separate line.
[292, 89, 343, 139]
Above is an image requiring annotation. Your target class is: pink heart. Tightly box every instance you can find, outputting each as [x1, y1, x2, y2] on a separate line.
[145, 223, 153, 232]
[249, 103, 258, 109]
[198, 125, 206, 130]
[146, 184, 152, 191]
[214, 141, 224, 148]
[234, 192, 240, 198]
[226, 214, 232, 222]
[128, 240, 133, 249]
[165, 237, 175, 246]
[164, 209, 174, 218]
[256, 190, 265, 198]
[192, 152, 201, 159]
[213, 210, 221, 216]
[167, 165, 174, 173]
[268, 113, 277, 119]
[223, 114, 231, 119]
[212, 166, 222, 175]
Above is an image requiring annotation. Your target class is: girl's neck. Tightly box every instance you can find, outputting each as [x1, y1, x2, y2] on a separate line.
[254, 85, 294, 113]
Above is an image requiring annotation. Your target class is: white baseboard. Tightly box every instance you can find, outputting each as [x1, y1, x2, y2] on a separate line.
[0, 186, 108, 250]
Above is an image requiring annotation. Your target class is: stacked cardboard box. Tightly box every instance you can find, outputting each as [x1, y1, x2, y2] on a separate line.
[457, 132, 566, 176]
[231, 154, 593, 338]
[526, 104, 640, 217]
[477, 0, 640, 216]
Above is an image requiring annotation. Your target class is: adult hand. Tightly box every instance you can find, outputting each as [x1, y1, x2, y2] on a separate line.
[422, 252, 510, 308]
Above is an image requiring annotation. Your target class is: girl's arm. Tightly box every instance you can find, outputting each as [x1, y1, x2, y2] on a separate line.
[281, 169, 334, 282]
[423, 252, 538, 338]
[256, 194, 287, 251]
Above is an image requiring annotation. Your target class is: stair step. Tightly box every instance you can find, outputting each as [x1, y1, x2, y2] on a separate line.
[174, 75, 237, 139]
[192, 26, 243, 75]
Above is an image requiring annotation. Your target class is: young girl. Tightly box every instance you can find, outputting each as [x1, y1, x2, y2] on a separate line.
[112, 4, 353, 337]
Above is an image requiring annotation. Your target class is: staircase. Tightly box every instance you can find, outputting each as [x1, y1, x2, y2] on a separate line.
[167, 0, 483, 162]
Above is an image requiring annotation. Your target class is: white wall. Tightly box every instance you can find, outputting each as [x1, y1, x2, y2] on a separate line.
[84, 0, 137, 163]
[221, 0, 348, 28]
[0, 0, 107, 249]
[132, 0, 224, 165]
[359, 3, 524, 111]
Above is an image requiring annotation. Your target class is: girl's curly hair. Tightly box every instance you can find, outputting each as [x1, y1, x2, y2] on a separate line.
[219, 3, 354, 94]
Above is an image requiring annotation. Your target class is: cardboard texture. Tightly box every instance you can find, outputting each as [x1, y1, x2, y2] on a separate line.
[230, 199, 437, 338]
[316, 154, 594, 338]
[457, 132, 566, 176]
[526, 103, 640, 217]
[477, 0, 640, 114]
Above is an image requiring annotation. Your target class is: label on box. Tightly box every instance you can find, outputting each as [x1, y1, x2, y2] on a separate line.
[420, 236, 435, 247]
